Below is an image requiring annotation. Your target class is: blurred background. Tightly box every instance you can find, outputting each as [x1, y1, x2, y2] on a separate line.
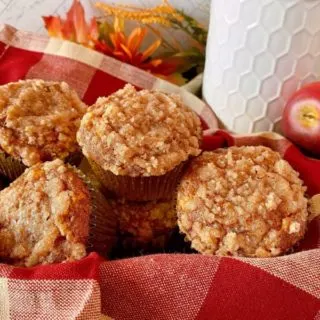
[0, 0, 212, 33]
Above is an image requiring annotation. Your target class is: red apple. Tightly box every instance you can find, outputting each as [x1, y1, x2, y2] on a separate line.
[282, 82, 320, 157]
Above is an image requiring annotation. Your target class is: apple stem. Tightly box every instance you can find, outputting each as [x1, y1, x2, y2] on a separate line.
[303, 112, 316, 120]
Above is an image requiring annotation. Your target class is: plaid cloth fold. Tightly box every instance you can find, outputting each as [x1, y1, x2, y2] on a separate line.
[0, 24, 319, 320]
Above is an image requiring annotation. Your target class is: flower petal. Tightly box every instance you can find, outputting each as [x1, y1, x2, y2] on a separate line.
[141, 39, 162, 62]
[61, 18, 75, 41]
[143, 58, 181, 76]
[120, 43, 133, 60]
[110, 32, 126, 50]
[132, 52, 144, 65]
[114, 17, 124, 33]
[155, 73, 187, 86]
[118, 32, 126, 45]
[109, 33, 118, 49]
[42, 16, 64, 38]
[95, 40, 113, 55]
[113, 51, 129, 63]
[127, 28, 146, 55]
[66, 0, 89, 44]
[89, 18, 99, 42]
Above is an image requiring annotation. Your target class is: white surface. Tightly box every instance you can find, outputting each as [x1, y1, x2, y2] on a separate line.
[0, 0, 211, 34]
[203, 0, 320, 133]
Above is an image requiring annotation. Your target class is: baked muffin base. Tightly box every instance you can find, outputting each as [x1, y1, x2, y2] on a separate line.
[177, 146, 308, 258]
[111, 198, 176, 251]
[0, 161, 117, 267]
[0, 151, 83, 182]
[89, 159, 187, 201]
[74, 168, 117, 257]
[65, 151, 84, 167]
[0, 150, 27, 181]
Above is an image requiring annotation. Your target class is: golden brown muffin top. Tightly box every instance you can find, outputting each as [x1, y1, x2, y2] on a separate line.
[0, 79, 87, 166]
[112, 199, 176, 243]
[177, 146, 308, 258]
[0, 159, 90, 267]
[77, 84, 202, 177]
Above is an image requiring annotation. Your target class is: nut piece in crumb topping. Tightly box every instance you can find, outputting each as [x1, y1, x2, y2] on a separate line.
[0, 159, 90, 267]
[177, 146, 308, 258]
[77, 84, 202, 177]
[112, 199, 176, 246]
[0, 79, 87, 166]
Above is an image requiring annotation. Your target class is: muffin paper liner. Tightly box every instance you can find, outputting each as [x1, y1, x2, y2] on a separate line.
[65, 151, 83, 167]
[88, 159, 187, 201]
[0, 150, 83, 182]
[0, 151, 27, 181]
[73, 167, 117, 257]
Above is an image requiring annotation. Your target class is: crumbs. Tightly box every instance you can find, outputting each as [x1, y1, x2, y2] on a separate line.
[177, 146, 308, 257]
[77, 84, 202, 176]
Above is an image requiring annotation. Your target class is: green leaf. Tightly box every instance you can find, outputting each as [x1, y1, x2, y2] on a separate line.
[98, 20, 113, 42]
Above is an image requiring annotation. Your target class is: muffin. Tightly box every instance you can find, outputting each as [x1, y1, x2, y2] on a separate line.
[77, 84, 202, 201]
[177, 146, 308, 258]
[0, 159, 116, 267]
[0, 79, 87, 180]
[112, 198, 176, 250]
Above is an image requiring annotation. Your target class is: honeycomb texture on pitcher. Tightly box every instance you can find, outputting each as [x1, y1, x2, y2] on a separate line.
[203, 0, 320, 133]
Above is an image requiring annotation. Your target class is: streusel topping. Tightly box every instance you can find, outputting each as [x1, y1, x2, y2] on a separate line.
[0, 159, 90, 267]
[77, 84, 202, 176]
[0, 80, 87, 166]
[177, 146, 308, 258]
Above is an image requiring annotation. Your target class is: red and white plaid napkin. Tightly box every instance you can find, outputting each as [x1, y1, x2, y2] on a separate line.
[0, 24, 319, 320]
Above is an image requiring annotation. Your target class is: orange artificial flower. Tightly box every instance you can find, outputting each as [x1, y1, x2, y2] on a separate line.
[43, 0, 98, 47]
[43, 0, 187, 85]
[95, 18, 160, 67]
[95, 17, 186, 84]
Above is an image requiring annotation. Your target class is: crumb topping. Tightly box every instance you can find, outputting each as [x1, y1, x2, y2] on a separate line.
[0, 159, 90, 267]
[177, 146, 308, 258]
[0, 80, 87, 166]
[77, 84, 202, 176]
[112, 199, 176, 243]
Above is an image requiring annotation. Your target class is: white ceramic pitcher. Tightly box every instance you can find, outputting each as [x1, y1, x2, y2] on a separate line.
[203, 0, 320, 133]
